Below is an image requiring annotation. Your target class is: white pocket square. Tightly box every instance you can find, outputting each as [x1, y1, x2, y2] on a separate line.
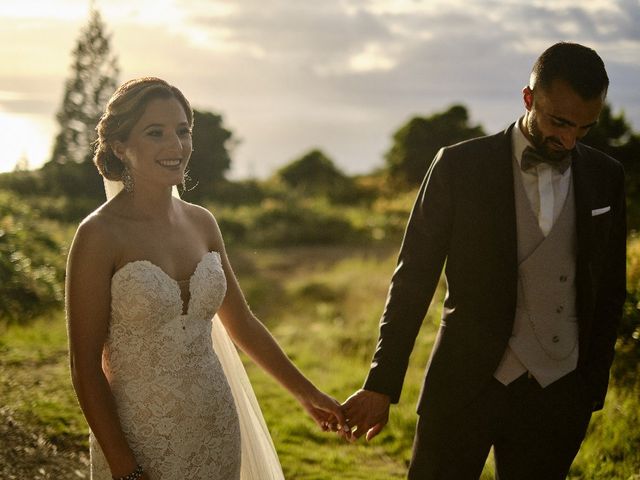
[591, 206, 611, 216]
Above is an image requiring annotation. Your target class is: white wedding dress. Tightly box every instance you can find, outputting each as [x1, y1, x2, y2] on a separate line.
[90, 251, 284, 479]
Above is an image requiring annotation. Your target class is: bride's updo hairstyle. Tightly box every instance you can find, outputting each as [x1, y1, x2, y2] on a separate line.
[94, 77, 194, 181]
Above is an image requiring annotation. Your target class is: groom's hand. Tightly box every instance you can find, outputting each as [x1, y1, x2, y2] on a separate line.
[342, 389, 390, 442]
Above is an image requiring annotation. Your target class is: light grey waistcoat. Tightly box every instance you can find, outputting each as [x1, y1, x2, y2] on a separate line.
[494, 160, 579, 387]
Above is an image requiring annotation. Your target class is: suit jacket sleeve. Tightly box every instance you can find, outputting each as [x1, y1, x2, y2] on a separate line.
[363, 149, 454, 403]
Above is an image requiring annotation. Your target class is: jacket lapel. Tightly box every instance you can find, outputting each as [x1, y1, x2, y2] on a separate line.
[492, 124, 518, 283]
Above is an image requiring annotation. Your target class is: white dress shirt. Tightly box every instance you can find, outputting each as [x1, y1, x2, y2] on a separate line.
[512, 120, 572, 236]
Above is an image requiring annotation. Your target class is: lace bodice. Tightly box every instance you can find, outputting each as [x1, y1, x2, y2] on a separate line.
[90, 251, 242, 479]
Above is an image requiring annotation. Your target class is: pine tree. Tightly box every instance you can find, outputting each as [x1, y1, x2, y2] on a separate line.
[48, 7, 119, 165]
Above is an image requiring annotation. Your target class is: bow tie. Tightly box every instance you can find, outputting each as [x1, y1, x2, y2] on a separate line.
[520, 146, 572, 174]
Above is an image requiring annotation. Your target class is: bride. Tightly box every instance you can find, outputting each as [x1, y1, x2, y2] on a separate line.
[66, 77, 347, 480]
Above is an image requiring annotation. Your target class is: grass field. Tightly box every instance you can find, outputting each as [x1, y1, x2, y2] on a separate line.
[1, 244, 639, 479]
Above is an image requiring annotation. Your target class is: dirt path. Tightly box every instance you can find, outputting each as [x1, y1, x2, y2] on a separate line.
[0, 407, 88, 479]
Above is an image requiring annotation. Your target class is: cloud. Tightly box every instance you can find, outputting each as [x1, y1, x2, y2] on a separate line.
[116, 0, 640, 176]
[189, 2, 394, 78]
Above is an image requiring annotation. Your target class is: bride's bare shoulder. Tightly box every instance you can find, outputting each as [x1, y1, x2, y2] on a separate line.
[176, 199, 224, 246]
[71, 203, 124, 255]
[79, 199, 124, 228]
[178, 199, 217, 225]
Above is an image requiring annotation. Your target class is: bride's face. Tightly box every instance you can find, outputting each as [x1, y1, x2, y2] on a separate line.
[115, 96, 192, 189]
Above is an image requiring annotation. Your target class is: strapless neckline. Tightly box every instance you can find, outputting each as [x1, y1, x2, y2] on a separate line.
[112, 251, 221, 316]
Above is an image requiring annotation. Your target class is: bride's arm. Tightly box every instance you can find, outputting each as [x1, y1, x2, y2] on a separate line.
[200, 210, 347, 431]
[66, 217, 148, 479]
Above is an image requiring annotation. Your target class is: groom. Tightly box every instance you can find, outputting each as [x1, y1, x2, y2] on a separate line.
[343, 42, 627, 479]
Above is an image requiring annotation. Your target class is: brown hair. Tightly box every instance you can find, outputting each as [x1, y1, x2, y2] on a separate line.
[93, 77, 194, 181]
[530, 42, 609, 100]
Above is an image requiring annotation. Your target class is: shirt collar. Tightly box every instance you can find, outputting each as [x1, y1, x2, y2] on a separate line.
[512, 117, 533, 168]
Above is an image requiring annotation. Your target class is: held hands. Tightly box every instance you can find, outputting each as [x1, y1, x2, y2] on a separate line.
[341, 389, 390, 442]
[297, 387, 350, 436]
[296, 386, 391, 443]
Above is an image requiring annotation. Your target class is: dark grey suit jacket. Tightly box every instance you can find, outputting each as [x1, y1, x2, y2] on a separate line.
[364, 124, 627, 421]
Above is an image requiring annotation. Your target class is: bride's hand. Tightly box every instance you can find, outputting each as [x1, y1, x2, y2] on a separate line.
[298, 388, 350, 436]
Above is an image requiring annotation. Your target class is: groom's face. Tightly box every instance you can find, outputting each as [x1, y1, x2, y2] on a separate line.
[523, 79, 604, 161]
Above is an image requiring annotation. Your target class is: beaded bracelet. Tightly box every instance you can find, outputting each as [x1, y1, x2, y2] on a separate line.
[113, 464, 144, 480]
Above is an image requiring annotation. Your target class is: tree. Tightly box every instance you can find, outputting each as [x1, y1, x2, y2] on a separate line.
[181, 110, 235, 202]
[48, 7, 119, 167]
[277, 149, 343, 189]
[276, 149, 356, 202]
[385, 105, 485, 186]
[39, 7, 119, 204]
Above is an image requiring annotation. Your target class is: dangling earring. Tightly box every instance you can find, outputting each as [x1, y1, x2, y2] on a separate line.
[122, 165, 134, 193]
[184, 148, 193, 191]
[181, 169, 190, 193]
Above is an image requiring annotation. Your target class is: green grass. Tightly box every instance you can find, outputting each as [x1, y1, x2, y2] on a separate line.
[0, 317, 87, 449]
[1, 244, 639, 478]
[235, 245, 430, 478]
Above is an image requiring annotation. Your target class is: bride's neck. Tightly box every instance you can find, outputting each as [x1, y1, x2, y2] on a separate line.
[123, 184, 178, 221]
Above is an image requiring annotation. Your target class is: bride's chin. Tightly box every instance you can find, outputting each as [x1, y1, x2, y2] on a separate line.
[163, 169, 186, 185]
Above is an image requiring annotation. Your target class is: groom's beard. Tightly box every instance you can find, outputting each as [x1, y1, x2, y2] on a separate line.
[527, 117, 572, 162]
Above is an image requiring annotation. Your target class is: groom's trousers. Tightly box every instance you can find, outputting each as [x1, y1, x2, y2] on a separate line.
[407, 370, 593, 480]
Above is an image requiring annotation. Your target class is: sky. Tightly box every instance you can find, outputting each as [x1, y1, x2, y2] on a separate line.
[0, 0, 639, 178]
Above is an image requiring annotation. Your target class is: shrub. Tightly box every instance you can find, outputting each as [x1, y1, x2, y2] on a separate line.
[20, 195, 101, 224]
[0, 171, 45, 196]
[251, 200, 359, 246]
[204, 179, 266, 206]
[0, 192, 65, 323]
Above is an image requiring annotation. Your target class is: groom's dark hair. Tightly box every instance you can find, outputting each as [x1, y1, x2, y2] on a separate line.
[530, 42, 609, 100]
